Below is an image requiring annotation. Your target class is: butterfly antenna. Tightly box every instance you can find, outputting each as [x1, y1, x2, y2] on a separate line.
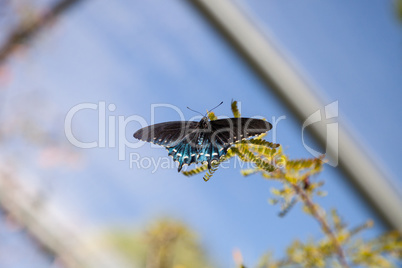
[208, 101, 223, 113]
[187, 106, 204, 117]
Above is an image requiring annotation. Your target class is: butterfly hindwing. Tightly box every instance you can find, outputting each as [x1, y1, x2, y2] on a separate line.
[167, 130, 227, 171]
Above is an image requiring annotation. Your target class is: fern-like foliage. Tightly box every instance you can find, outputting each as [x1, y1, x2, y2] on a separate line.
[202, 161, 221, 182]
[182, 164, 209, 177]
[182, 157, 228, 182]
[184, 100, 402, 267]
[183, 101, 326, 218]
[240, 138, 280, 148]
[257, 210, 402, 268]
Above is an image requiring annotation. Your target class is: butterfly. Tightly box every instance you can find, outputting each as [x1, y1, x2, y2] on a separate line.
[133, 106, 272, 172]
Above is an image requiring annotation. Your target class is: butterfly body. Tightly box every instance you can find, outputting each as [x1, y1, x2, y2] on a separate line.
[133, 117, 272, 172]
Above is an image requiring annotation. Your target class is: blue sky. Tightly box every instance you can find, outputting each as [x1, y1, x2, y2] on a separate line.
[1, 0, 402, 267]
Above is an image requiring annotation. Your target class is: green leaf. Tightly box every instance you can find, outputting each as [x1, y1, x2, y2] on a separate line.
[182, 164, 208, 177]
[279, 198, 297, 217]
[268, 198, 279, 205]
[248, 139, 281, 149]
[208, 111, 218, 121]
[238, 138, 280, 149]
[231, 100, 241, 118]
[241, 168, 259, 177]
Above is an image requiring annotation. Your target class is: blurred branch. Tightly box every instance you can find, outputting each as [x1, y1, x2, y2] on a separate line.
[0, 0, 83, 64]
[0, 167, 122, 268]
[293, 183, 349, 268]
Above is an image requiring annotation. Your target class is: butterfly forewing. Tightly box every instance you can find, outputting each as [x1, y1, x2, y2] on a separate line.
[133, 121, 198, 146]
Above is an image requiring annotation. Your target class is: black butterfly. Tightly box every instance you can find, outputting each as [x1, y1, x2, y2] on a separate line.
[133, 114, 272, 172]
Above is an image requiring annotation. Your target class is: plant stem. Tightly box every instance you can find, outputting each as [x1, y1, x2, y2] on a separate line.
[292, 183, 350, 268]
[0, 0, 83, 64]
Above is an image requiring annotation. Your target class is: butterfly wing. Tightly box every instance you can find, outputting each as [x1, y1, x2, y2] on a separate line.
[169, 129, 229, 171]
[166, 130, 202, 171]
[210, 118, 272, 146]
[133, 121, 199, 147]
[134, 121, 202, 171]
[173, 118, 272, 171]
[134, 118, 272, 172]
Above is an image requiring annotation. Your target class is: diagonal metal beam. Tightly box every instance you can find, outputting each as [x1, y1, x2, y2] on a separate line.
[186, 0, 402, 232]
